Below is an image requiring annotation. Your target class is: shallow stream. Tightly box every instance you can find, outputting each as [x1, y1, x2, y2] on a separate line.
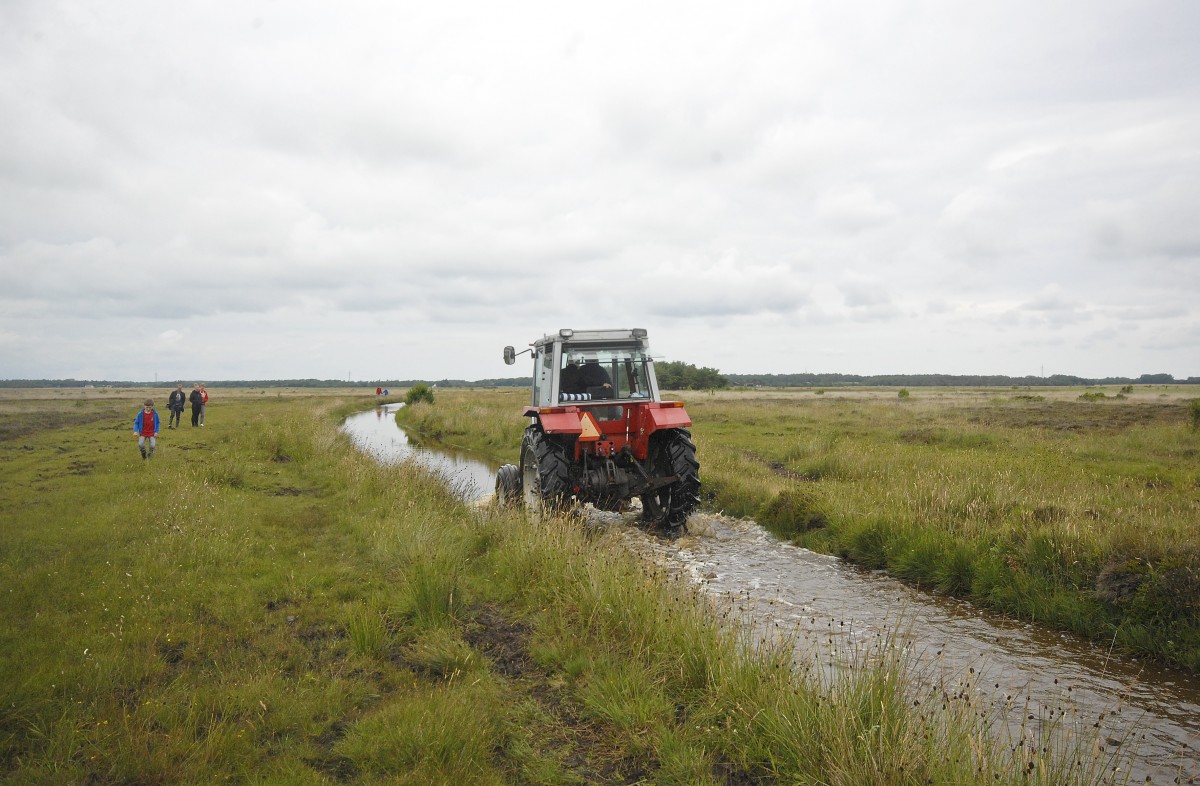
[343, 404, 1199, 782]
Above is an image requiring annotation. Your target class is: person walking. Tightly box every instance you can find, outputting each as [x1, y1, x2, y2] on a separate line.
[166, 384, 186, 429]
[199, 384, 209, 426]
[189, 384, 203, 427]
[133, 399, 160, 460]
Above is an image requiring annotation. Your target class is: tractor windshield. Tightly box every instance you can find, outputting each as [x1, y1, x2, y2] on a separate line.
[560, 345, 654, 402]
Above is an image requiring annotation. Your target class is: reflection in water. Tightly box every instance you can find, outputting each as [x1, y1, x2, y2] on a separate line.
[344, 405, 1199, 782]
[342, 403, 497, 502]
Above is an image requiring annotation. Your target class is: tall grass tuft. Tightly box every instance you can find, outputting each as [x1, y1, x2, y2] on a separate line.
[346, 607, 389, 657]
[756, 486, 829, 538]
[399, 555, 465, 629]
[333, 678, 505, 785]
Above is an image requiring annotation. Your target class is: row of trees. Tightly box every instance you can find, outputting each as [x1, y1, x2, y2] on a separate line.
[723, 372, 1198, 388]
[654, 361, 729, 390]
[3, 372, 1194, 391]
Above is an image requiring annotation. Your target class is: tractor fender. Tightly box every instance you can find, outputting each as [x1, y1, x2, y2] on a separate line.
[523, 407, 583, 435]
[646, 403, 692, 431]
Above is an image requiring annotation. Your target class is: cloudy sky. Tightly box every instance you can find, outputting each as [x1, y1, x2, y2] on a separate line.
[2, 1, 1198, 382]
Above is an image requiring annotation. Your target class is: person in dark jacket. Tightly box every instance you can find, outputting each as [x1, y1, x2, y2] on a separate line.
[188, 384, 203, 427]
[166, 384, 186, 429]
[560, 360, 585, 395]
[581, 359, 613, 392]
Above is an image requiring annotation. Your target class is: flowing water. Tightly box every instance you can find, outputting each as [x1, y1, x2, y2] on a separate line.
[345, 403, 497, 500]
[343, 405, 1200, 782]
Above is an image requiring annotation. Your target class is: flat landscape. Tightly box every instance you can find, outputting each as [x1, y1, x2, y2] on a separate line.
[2, 385, 1195, 784]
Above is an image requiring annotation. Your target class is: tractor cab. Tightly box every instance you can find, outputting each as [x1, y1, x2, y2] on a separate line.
[510, 328, 662, 415]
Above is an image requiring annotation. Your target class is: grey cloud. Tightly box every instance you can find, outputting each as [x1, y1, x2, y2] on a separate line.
[1088, 174, 1200, 260]
[816, 187, 898, 233]
[1, 1, 1198, 380]
[838, 277, 893, 309]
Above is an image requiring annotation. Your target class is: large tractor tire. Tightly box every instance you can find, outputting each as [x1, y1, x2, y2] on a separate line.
[519, 426, 573, 515]
[494, 463, 521, 507]
[640, 428, 701, 536]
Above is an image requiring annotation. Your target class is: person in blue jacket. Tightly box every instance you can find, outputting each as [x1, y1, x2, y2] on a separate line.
[133, 399, 160, 460]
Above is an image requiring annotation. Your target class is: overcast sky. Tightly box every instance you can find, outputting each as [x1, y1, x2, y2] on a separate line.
[2, 1, 1198, 382]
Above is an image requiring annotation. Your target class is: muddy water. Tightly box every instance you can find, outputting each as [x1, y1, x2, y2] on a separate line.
[343, 406, 1200, 782]
[628, 513, 1200, 782]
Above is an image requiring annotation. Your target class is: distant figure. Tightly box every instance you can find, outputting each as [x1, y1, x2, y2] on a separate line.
[382, 388, 389, 396]
[199, 384, 209, 426]
[189, 384, 203, 427]
[133, 399, 160, 460]
[376, 386, 383, 397]
[166, 384, 186, 429]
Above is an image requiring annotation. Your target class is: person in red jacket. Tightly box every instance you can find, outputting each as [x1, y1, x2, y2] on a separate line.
[199, 384, 209, 426]
[133, 399, 160, 460]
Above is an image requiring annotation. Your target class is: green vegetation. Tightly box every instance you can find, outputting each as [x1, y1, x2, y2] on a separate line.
[399, 386, 1200, 672]
[0, 389, 1124, 783]
[404, 382, 435, 406]
[694, 387, 1200, 671]
[653, 361, 728, 390]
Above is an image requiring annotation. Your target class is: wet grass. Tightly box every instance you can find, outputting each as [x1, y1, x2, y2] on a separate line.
[0, 388, 1131, 784]
[399, 385, 1200, 673]
[688, 387, 1200, 672]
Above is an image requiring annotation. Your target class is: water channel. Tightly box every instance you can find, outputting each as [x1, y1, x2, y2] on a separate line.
[343, 404, 1199, 783]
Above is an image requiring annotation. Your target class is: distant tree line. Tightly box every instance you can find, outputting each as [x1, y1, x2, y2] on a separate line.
[723, 372, 1198, 387]
[1, 372, 1195, 390]
[654, 361, 729, 390]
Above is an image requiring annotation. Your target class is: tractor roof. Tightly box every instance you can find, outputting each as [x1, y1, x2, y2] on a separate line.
[534, 328, 649, 348]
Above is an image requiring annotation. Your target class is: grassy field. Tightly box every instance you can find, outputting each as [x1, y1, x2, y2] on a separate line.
[399, 385, 1200, 672]
[0, 387, 1129, 784]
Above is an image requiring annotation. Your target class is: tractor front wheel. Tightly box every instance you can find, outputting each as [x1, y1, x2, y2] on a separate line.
[640, 428, 700, 536]
[519, 426, 572, 515]
[495, 463, 521, 507]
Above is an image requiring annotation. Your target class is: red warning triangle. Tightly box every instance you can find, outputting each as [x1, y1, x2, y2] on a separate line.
[578, 410, 602, 441]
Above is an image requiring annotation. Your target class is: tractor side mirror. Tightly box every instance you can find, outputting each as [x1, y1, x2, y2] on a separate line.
[503, 346, 516, 365]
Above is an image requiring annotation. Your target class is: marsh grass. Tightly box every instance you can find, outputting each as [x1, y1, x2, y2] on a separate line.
[0, 388, 1130, 783]
[396, 386, 1200, 671]
[679, 388, 1200, 670]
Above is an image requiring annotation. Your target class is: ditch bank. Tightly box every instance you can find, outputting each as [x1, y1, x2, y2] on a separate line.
[343, 404, 1200, 783]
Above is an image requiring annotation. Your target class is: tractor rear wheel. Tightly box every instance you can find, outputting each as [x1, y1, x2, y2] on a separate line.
[640, 428, 700, 536]
[520, 426, 572, 515]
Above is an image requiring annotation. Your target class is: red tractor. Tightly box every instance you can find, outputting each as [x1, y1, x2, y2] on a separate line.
[495, 328, 700, 535]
